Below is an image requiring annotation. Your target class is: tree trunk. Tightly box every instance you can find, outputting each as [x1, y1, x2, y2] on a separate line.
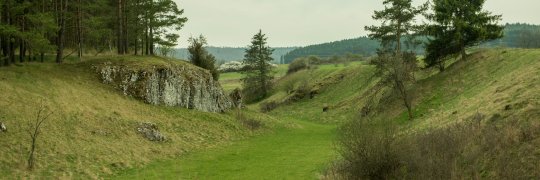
[396, 21, 402, 53]
[28, 47, 32, 62]
[77, 0, 82, 61]
[460, 42, 467, 60]
[145, 27, 149, 55]
[149, 27, 154, 55]
[56, 0, 68, 64]
[122, 0, 128, 54]
[116, 0, 124, 54]
[27, 136, 37, 170]
[19, 39, 25, 63]
[5, 1, 14, 65]
[396, 80, 413, 120]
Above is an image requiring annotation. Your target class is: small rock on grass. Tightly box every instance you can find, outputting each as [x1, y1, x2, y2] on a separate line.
[0, 122, 6, 132]
[136, 122, 166, 142]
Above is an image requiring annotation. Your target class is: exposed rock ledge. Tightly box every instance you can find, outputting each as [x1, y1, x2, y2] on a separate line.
[93, 59, 232, 112]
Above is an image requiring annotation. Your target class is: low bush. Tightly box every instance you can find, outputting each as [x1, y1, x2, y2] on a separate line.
[334, 114, 540, 179]
[260, 101, 279, 113]
[241, 119, 263, 130]
[287, 58, 309, 74]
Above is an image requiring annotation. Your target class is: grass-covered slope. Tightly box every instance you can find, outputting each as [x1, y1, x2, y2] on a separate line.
[0, 56, 281, 178]
[258, 61, 375, 123]
[268, 48, 539, 126]
[265, 48, 539, 178]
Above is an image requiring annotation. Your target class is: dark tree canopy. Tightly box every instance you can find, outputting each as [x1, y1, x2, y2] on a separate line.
[425, 0, 503, 69]
[0, 0, 187, 66]
[188, 35, 219, 80]
[241, 30, 275, 102]
[365, 0, 427, 53]
[365, 0, 425, 120]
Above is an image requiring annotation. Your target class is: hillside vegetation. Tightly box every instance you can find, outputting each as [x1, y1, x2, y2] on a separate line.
[264, 48, 539, 178]
[0, 56, 283, 178]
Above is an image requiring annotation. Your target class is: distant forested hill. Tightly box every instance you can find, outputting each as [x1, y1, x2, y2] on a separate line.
[173, 47, 297, 63]
[484, 23, 540, 48]
[283, 37, 380, 63]
[283, 23, 540, 64]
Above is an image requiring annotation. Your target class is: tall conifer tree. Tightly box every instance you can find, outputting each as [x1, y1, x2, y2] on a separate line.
[242, 30, 275, 102]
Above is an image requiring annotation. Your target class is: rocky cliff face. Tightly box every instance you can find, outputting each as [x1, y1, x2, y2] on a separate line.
[94, 61, 232, 112]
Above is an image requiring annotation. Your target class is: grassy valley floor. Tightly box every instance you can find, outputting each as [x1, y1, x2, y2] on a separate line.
[114, 118, 336, 179]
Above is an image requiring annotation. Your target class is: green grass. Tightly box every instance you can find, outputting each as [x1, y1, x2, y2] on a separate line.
[114, 118, 337, 179]
[0, 57, 281, 178]
[3, 48, 538, 178]
[111, 49, 540, 178]
[111, 62, 370, 179]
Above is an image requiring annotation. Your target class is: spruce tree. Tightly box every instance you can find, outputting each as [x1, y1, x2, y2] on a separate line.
[365, 0, 427, 52]
[188, 35, 219, 80]
[365, 0, 426, 120]
[242, 30, 275, 102]
[425, 0, 503, 68]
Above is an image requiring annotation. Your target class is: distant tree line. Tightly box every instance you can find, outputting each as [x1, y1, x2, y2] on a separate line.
[484, 23, 540, 48]
[0, 0, 186, 66]
[284, 24, 540, 65]
[283, 37, 380, 64]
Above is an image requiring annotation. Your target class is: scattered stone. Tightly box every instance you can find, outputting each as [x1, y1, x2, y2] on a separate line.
[504, 104, 512, 111]
[323, 104, 329, 112]
[452, 111, 458, 115]
[136, 122, 166, 142]
[91, 130, 110, 136]
[0, 122, 6, 132]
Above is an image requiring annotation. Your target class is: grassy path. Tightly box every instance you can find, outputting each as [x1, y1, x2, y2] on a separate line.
[114, 119, 337, 179]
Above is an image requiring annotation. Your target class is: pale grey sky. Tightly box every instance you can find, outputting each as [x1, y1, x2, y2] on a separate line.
[174, 0, 540, 48]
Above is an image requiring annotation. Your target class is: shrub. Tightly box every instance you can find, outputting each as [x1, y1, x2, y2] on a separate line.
[241, 119, 263, 130]
[260, 101, 279, 113]
[337, 119, 400, 179]
[287, 56, 321, 74]
[336, 114, 540, 179]
[287, 58, 308, 74]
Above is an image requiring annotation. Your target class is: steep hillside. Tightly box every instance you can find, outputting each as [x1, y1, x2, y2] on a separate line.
[269, 48, 539, 126]
[0, 56, 282, 178]
[266, 48, 540, 178]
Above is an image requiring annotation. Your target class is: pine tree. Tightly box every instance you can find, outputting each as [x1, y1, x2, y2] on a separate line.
[365, 0, 426, 120]
[425, 0, 503, 67]
[187, 35, 219, 80]
[242, 30, 275, 102]
[365, 0, 427, 53]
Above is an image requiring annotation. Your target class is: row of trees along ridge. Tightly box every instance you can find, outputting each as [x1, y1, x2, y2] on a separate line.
[0, 0, 187, 66]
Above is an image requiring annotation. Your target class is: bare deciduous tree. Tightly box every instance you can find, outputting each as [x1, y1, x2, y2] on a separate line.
[26, 102, 53, 170]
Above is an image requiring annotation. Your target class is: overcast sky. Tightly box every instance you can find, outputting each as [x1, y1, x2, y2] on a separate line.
[174, 0, 540, 48]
